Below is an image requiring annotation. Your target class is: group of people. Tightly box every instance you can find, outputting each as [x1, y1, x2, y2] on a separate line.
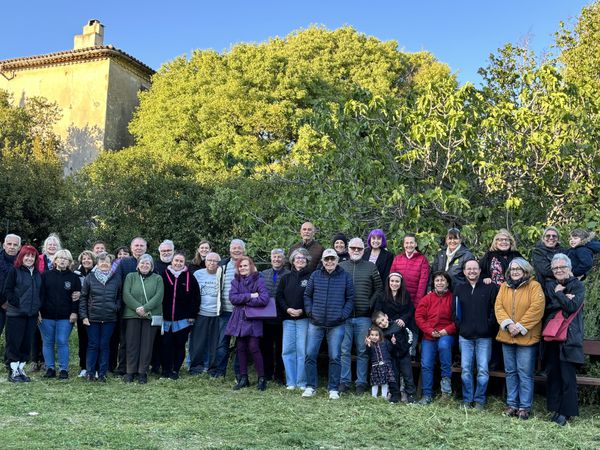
[0, 223, 597, 427]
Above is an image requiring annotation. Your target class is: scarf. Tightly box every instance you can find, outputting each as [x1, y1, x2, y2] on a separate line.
[94, 269, 111, 285]
[445, 244, 461, 271]
[167, 266, 186, 278]
[506, 275, 530, 289]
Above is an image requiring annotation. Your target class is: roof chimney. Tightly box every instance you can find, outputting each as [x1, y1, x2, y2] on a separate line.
[74, 19, 104, 49]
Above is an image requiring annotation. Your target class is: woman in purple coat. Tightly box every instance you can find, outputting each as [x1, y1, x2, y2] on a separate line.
[225, 256, 270, 391]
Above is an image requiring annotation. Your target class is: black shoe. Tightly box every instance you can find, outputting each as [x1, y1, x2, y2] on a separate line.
[338, 383, 350, 393]
[355, 385, 367, 396]
[97, 375, 107, 383]
[233, 375, 249, 390]
[8, 372, 22, 383]
[123, 374, 134, 383]
[58, 370, 69, 380]
[257, 377, 267, 391]
[389, 394, 400, 404]
[85, 373, 95, 382]
[114, 369, 126, 377]
[553, 414, 568, 426]
[18, 369, 31, 382]
[169, 372, 180, 380]
[138, 374, 148, 384]
[44, 368, 57, 378]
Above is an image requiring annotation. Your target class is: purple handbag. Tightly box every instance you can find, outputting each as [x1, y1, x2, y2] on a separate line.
[245, 297, 277, 319]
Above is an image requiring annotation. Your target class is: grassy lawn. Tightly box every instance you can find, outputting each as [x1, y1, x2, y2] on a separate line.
[0, 337, 599, 449]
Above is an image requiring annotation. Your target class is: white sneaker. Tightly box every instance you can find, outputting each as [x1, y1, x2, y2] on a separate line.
[329, 390, 340, 400]
[286, 385, 296, 390]
[302, 387, 316, 397]
[78, 369, 87, 378]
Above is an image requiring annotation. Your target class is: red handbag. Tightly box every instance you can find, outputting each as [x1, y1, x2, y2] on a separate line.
[542, 303, 584, 342]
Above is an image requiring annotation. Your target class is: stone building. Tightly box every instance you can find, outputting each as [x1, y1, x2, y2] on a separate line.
[0, 20, 155, 173]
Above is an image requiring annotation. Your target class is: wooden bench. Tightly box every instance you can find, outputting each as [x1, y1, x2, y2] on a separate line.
[414, 339, 600, 396]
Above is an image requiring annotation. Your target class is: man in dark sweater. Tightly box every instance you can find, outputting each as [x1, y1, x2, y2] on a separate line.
[453, 259, 499, 410]
[288, 222, 324, 272]
[339, 237, 382, 395]
[1, 234, 21, 361]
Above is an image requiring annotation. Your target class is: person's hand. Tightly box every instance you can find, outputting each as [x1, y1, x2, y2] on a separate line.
[71, 291, 81, 302]
[83, 318, 90, 326]
[1, 302, 7, 311]
[565, 293, 575, 300]
[391, 334, 397, 344]
[507, 323, 519, 337]
[38, 313, 43, 324]
[555, 284, 565, 293]
[431, 330, 440, 338]
[250, 292, 259, 299]
[365, 336, 372, 347]
[69, 313, 77, 324]
[188, 318, 195, 325]
[438, 329, 448, 337]
[136, 306, 146, 317]
[395, 319, 405, 328]
[483, 278, 492, 285]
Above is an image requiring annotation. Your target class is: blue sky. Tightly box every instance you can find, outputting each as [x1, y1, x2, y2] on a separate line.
[0, 1, 590, 85]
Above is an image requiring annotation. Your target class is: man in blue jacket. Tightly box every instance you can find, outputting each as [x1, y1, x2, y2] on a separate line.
[302, 248, 354, 399]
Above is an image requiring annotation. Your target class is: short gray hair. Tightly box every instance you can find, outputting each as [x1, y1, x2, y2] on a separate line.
[96, 252, 114, 264]
[4, 234, 21, 246]
[506, 257, 534, 278]
[52, 249, 73, 265]
[230, 239, 246, 250]
[551, 253, 572, 270]
[158, 240, 175, 251]
[271, 248, 286, 256]
[290, 248, 311, 263]
[348, 237, 365, 248]
[138, 253, 155, 270]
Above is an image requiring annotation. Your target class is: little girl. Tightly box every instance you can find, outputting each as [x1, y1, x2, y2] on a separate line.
[367, 327, 396, 400]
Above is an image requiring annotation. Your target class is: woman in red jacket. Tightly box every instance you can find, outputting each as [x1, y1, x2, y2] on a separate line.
[415, 271, 456, 404]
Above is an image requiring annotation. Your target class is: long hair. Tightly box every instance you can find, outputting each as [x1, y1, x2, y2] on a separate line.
[384, 272, 409, 305]
[15, 245, 39, 268]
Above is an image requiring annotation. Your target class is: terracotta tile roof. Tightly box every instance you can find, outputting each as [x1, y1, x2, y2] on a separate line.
[0, 45, 155, 79]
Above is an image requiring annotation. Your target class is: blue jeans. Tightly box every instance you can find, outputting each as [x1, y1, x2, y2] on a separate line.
[502, 343, 538, 411]
[189, 315, 220, 374]
[209, 311, 232, 376]
[282, 319, 309, 388]
[39, 319, 73, 371]
[86, 322, 116, 377]
[305, 322, 345, 391]
[421, 336, 454, 397]
[459, 336, 492, 404]
[340, 316, 371, 387]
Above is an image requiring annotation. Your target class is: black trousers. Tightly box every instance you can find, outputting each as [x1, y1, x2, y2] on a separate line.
[6, 315, 37, 363]
[77, 318, 88, 370]
[259, 322, 284, 382]
[392, 353, 416, 396]
[109, 314, 127, 372]
[544, 342, 579, 417]
[125, 319, 157, 375]
[30, 326, 44, 364]
[161, 327, 191, 375]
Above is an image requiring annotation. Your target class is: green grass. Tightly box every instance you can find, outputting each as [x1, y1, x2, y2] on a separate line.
[0, 335, 599, 449]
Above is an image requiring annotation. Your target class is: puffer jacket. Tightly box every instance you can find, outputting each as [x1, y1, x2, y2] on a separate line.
[495, 277, 545, 346]
[543, 277, 585, 364]
[79, 271, 122, 322]
[339, 259, 382, 317]
[532, 242, 566, 286]
[430, 245, 475, 289]
[3, 265, 42, 317]
[415, 290, 457, 340]
[389, 252, 430, 306]
[225, 271, 270, 337]
[567, 234, 600, 278]
[304, 265, 354, 327]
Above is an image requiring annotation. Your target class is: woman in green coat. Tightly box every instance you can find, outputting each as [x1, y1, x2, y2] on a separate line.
[122, 254, 164, 384]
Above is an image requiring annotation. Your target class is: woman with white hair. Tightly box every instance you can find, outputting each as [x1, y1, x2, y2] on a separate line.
[495, 257, 545, 420]
[122, 254, 164, 384]
[39, 249, 81, 379]
[543, 253, 585, 426]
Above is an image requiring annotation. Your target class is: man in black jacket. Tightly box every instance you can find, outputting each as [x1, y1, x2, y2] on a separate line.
[1, 234, 21, 345]
[453, 259, 498, 410]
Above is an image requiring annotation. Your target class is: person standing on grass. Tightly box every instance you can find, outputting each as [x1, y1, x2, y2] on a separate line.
[226, 256, 270, 391]
[0, 234, 21, 348]
[79, 252, 122, 382]
[302, 249, 354, 400]
[543, 254, 585, 427]
[289, 222, 324, 272]
[3, 245, 42, 382]
[362, 228, 394, 282]
[260, 248, 289, 385]
[415, 271, 457, 405]
[39, 249, 81, 380]
[339, 237, 383, 395]
[453, 259, 498, 410]
[431, 228, 474, 290]
[74, 250, 95, 378]
[495, 257, 544, 420]
[161, 251, 199, 380]
[122, 254, 164, 384]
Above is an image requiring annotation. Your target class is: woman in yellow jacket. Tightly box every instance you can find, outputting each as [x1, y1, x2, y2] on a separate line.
[495, 257, 544, 420]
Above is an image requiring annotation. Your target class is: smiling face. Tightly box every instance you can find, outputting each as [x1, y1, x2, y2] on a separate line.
[434, 275, 449, 293]
[238, 259, 251, 276]
[569, 235, 582, 248]
[230, 243, 245, 261]
[348, 239, 365, 261]
[159, 244, 174, 263]
[370, 235, 382, 250]
[293, 254, 307, 271]
[369, 330, 380, 344]
[403, 237, 417, 255]
[509, 263, 524, 281]
[333, 240, 347, 254]
[463, 260, 481, 283]
[322, 255, 338, 273]
[97, 257, 111, 272]
[22, 253, 36, 268]
[81, 254, 94, 269]
[171, 254, 186, 271]
[551, 259, 571, 281]
[494, 233, 511, 251]
[198, 243, 211, 258]
[543, 230, 559, 248]
[45, 239, 59, 256]
[92, 243, 106, 255]
[205, 253, 220, 274]
[138, 259, 152, 275]
[117, 248, 130, 259]
[446, 234, 461, 252]
[388, 274, 402, 292]
[131, 239, 147, 259]
[375, 314, 389, 329]
[271, 252, 284, 270]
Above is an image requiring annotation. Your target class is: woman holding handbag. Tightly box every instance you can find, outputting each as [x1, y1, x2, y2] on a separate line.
[122, 254, 164, 384]
[225, 256, 270, 391]
[543, 253, 585, 426]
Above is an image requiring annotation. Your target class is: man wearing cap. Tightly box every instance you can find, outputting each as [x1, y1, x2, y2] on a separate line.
[339, 237, 383, 395]
[302, 249, 354, 400]
[289, 222, 324, 272]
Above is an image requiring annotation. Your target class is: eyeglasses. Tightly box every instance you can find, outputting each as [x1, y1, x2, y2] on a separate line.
[294, 256, 307, 261]
[349, 247, 364, 251]
[496, 238, 510, 242]
[509, 267, 524, 272]
[552, 266, 568, 272]
[544, 234, 558, 239]
[323, 256, 336, 262]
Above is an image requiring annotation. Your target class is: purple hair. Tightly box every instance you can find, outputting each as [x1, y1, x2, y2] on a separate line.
[367, 229, 387, 249]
